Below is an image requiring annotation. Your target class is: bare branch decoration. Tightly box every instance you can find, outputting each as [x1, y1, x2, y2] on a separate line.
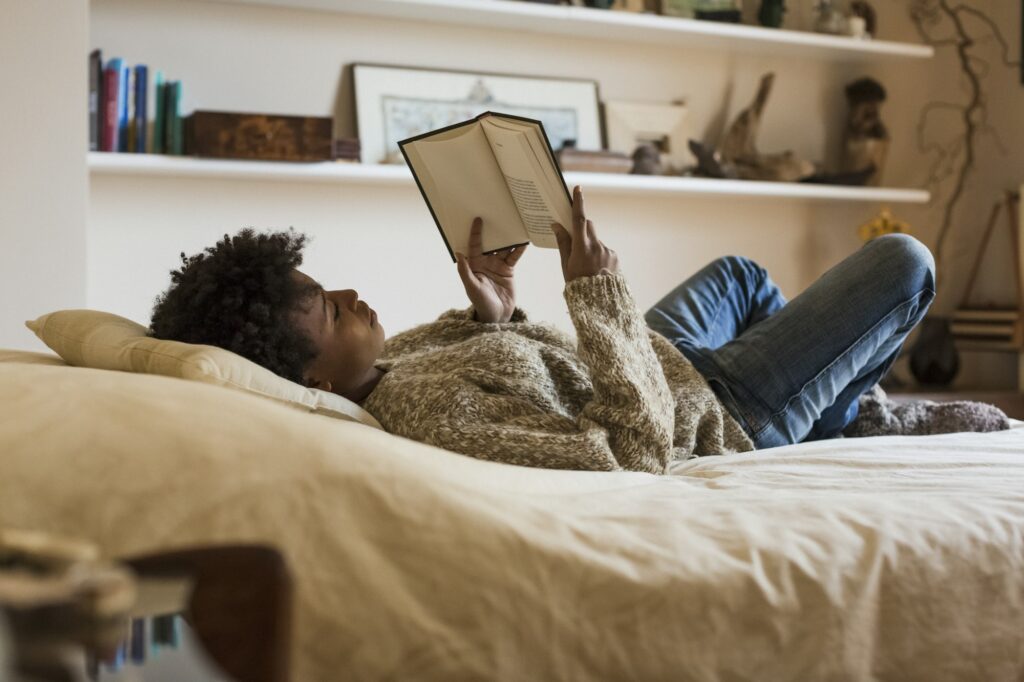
[909, 0, 1021, 282]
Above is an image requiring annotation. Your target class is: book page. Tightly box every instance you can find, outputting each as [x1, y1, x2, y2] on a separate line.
[402, 123, 528, 259]
[484, 116, 569, 204]
[480, 117, 573, 249]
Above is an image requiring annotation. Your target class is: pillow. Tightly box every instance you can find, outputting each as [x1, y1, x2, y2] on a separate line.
[0, 349, 67, 366]
[25, 310, 382, 430]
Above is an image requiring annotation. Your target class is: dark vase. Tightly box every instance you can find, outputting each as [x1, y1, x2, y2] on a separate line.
[908, 316, 960, 386]
[758, 0, 786, 27]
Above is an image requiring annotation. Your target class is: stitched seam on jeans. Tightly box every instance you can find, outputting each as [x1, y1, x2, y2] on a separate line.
[752, 287, 934, 438]
[705, 277, 736, 343]
[707, 376, 758, 439]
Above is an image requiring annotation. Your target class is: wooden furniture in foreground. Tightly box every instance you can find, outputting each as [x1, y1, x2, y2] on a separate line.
[124, 545, 293, 682]
[1, 531, 292, 682]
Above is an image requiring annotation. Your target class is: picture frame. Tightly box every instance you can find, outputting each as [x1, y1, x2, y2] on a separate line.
[602, 99, 693, 173]
[352, 63, 602, 165]
[660, 0, 741, 19]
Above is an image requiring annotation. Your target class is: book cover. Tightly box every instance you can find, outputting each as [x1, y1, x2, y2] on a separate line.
[152, 72, 165, 154]
[101, 58, 123, 152]
[399, 111, 572, 262]
[166, 81, 183, 155]
[133, 65, 148, 153]
[952, 308, 1020, 322]
[950, 322, 1016, 337]
[117, 60, 130, 152]
[162, 81, 173, 153]
[88, 49, 102, 151]
[126, 67, 135, 153]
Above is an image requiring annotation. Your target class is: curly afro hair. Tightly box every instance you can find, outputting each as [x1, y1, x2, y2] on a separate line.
[150, 228, 319, 384]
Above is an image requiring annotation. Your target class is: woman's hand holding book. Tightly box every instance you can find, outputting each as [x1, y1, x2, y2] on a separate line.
[456, 217, 527, 324]
[551, 186, 620, 283]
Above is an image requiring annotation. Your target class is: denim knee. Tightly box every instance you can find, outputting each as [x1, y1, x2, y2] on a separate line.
[716, 255, 767, 287]
[869, 234, 936, 297]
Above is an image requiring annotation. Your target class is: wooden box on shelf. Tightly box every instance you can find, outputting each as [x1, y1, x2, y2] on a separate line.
[184, 110, 333, 162]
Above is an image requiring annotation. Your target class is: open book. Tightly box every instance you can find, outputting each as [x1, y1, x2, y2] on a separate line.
[399, 112, 574, 262]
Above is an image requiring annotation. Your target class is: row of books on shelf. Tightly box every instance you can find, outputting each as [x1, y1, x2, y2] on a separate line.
[88, 50, 185, 155]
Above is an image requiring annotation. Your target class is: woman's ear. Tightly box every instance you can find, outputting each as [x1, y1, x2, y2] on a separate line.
[305, 376, 333, 392]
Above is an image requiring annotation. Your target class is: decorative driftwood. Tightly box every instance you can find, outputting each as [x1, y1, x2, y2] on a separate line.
[696, 72, 816, 183]
[719, 73, 775, 162]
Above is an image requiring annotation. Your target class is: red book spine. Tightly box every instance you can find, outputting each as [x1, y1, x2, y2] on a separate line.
[101, 66, 119, 152]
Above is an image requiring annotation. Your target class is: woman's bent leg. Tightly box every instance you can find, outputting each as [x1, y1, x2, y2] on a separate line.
[699, 234, 935, 448]
[645, 255, 787, 351]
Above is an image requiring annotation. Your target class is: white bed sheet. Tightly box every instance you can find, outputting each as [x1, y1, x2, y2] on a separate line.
[1, 356, 1023, 681]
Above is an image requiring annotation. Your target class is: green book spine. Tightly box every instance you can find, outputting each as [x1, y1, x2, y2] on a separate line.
[152, 72, 165, 154]
[163, 81, 174, 154]
[169, 81, 183, 156]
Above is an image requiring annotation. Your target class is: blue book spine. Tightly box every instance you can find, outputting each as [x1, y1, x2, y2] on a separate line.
[130, 617, 147, 664]
[117, 61, 130, 152]
[133, 65, 148, 153]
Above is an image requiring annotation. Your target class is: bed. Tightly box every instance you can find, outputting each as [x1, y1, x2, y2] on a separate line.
[1, 349, 1022, 680]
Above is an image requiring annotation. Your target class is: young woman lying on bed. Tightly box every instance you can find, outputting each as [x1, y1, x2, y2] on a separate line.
[150, 185, 1008, 473]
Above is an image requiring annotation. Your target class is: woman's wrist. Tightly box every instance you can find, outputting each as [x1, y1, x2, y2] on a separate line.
[472, 307, 512, 324]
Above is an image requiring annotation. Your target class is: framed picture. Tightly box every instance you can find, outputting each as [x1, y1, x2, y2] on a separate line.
[353, 63, 602, 164]
[603, 99, 693, 173]
[660, 0, 740, 19]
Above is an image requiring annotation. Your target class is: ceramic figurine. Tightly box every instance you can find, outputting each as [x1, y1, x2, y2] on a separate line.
[841, 77, 889, 186]
[850, 0, 876, 37]
[631, 143, 664, 175]
[814, 0, 846, 35]
[909, 318, 960, 386]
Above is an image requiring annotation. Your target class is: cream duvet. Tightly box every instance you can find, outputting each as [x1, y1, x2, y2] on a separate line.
[1, 352, 1022, 681]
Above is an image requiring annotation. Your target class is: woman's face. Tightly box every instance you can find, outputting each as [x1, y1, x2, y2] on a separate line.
[290, 270, 385, 398]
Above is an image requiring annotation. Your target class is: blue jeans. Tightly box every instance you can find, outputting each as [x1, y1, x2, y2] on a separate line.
[645, 234, 936, 449]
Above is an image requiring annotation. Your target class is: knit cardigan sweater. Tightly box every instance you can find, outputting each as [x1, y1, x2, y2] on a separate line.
[361, 273, 754, 474]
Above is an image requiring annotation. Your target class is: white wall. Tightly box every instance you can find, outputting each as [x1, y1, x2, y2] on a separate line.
[858, 1, 1023, 388]
[88, 0, 896, 335]
[0, 0, 88, 349]
[11, 0, 1011, 384]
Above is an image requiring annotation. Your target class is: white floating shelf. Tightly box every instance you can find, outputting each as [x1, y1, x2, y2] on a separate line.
[88, 153, 931, 204]
[203, 0, 933, 60]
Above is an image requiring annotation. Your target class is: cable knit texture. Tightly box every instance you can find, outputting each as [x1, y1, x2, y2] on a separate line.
[361, 274, 753, 473]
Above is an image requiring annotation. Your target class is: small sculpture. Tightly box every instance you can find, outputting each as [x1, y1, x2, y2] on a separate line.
[850, 1, 877, 38]
[713, 72, 815, 182]
[631, 143, 664, 175]
[757, 0, 786, 28]
[858, 208, 910, 242]
[841, 77, 889, 186]
[814, 0, 846, 35]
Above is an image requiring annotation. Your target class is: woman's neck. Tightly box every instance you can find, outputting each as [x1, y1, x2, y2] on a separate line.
[343, 366, 385, 403]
